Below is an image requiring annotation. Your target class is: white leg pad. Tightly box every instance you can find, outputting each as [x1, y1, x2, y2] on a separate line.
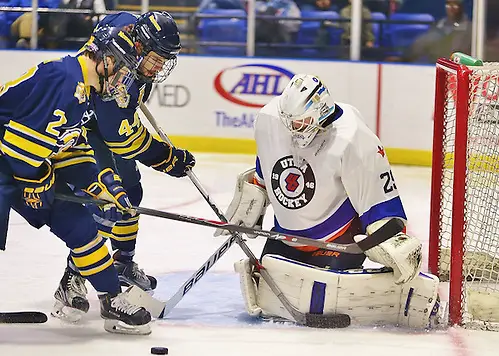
[236, 254, 440, 328]
[234, 259, 263, 316]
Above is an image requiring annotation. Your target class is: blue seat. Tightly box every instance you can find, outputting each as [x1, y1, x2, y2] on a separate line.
[0, 12, 8, 47]
[197, 9, 246, 32]
[370, 12, 386, 47]
[296, 11, 340, 45]
[388, 13, 434, 48]
[294, 11, 342, 57]
[198, 9, 246, 15]
[198, 17, 247, 55]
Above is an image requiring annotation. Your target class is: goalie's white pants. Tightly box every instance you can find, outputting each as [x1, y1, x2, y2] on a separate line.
[235, 254, 440, 329]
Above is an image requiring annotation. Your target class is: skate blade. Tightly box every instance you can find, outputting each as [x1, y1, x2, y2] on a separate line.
[103, 319, 151, 335]
[51, 300, 86, 323]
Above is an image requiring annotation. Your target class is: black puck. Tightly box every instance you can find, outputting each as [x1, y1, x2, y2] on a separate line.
[151, 347, 168, 355]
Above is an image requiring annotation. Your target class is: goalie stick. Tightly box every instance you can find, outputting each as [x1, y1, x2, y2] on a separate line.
[123, 215, 403, 324]
[0, 312, 47, 324]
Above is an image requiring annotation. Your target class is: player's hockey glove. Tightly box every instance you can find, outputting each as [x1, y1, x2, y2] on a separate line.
[84, 168, 135, 216]
[143, 143, 195, 178]
[14, 161, 55, 209]
[80, 190, 124, 235]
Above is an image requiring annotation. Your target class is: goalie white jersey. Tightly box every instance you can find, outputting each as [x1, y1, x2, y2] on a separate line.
[254, 97, 407, 248]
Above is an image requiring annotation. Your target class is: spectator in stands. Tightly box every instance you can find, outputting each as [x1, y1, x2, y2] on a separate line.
[48, 0, 106, 48]
[390, 0, 471, 63]
[9, 0, 59, 48]
[254, 0, 301, 44]
[197, 0, 245, 11]
[313, 0, 332, 11]
[298, 0, 333, 12]
[196, 0, 300, 44]
[340, 0, 375, 48]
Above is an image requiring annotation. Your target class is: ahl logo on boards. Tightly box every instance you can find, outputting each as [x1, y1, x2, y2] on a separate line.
[214, 64, 295, 108]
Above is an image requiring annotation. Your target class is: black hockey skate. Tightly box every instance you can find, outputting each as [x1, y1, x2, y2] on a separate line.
[114, 258, 157, 292]
[52, 267, 89, 322]
[99, 290, 152, 335]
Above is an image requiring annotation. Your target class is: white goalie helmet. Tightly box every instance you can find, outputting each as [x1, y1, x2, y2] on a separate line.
[277, 74, 336, 148]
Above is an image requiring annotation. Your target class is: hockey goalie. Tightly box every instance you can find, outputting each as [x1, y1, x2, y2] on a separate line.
[215, 74, 442, 329]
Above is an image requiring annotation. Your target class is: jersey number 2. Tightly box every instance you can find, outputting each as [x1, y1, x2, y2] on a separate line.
[380, 170, 397, 194]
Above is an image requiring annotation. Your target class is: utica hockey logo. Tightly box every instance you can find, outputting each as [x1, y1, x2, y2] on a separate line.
[270, 156, 316, 209]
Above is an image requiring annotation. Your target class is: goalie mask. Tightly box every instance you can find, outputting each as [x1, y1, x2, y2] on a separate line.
[133, 11, 181, 83]
[278, 74, 336, 149]
[86, 26, 140, 104]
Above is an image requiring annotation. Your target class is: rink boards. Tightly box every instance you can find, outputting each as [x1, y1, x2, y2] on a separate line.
[0, 51, 436, 166]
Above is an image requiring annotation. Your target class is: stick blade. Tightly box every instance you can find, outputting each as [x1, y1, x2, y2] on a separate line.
[124, 286, 166, 319]
[0, 312, 48, 324]
[305, 313, 351, 328]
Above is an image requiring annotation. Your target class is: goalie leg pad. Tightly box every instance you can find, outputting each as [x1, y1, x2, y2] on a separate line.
[236, 254, 439, 328]
[234, 259, 262, 316]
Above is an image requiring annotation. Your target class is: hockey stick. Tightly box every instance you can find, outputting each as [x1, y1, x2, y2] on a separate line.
[138, 104, 398, 328]
[122, 215, 403, 323]
[55, 193, 401, 254]
[0, 312, 47, 324]
[56, 192, 400, 327]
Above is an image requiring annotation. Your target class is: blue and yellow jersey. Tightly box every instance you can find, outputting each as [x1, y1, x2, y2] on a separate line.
[89, 81, 166, 164]
[84, 11, 167, 165]
[0, 55, 93, 180]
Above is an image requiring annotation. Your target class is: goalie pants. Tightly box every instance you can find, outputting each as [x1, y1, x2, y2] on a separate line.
[261, 218, 366, 270]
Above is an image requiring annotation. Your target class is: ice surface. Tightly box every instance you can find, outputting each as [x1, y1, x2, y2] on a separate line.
[1, 154, 498, 356]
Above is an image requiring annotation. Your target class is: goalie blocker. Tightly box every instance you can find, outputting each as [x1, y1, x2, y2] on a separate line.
[235, 255, 441, 329]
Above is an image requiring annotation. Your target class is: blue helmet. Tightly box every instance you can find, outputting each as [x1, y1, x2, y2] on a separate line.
[90, 25, 140, 76]
[133, 11, 181, 83]
[85, 26, 140, 103]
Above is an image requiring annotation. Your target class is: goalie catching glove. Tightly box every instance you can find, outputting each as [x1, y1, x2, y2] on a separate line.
[142, 142, 195, 178]
[214, 168, 269, 237]
[355, 218, 422, 284]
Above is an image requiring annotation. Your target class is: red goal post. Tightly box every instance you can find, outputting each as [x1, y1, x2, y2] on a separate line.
[429, 57, 499, 329]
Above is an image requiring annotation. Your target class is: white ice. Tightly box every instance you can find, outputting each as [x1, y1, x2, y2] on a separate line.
[1, 153, 499, 356]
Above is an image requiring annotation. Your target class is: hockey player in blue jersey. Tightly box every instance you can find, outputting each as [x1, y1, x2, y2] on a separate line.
[0, 26, 155, 335]
[50, 11, 196, 322]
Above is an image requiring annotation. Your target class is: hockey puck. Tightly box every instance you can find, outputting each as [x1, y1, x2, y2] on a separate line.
[151, 347, 168, 355]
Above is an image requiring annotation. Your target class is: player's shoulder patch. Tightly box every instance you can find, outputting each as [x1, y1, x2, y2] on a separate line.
[74, 82, 87, 104]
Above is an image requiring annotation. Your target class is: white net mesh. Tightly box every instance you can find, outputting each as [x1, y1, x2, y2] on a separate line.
[437, 63, 499, 328]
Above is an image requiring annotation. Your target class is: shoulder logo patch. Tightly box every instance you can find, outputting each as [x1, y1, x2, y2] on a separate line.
[74, 82, 86, 104]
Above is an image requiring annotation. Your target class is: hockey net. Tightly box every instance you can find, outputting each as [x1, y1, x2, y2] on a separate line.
[429, 58, 499, 329]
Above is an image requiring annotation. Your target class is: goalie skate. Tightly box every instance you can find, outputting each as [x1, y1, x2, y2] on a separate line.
[51, 268, 89, 323]
[99, 288, 152, 335]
